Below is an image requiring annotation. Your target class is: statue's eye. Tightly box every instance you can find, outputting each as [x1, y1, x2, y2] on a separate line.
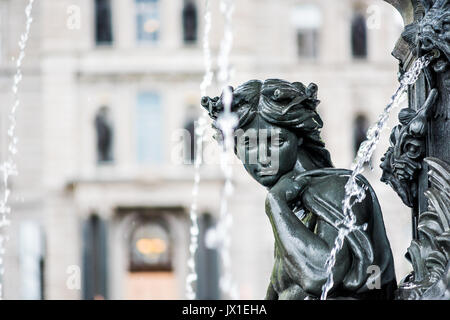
[272, 137, 285, 147]
[239, 136, 256, 148]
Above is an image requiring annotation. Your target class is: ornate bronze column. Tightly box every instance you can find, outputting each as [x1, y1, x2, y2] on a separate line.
[382, 0, 449, 299]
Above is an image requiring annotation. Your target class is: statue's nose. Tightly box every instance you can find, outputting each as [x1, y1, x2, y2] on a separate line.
[258, 144, 270, 166]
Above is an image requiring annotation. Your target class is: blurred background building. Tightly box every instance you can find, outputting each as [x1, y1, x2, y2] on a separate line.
[0, 0, 412, 299]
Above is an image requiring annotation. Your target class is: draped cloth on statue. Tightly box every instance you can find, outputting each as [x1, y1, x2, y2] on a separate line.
[297, 168, 397, 299]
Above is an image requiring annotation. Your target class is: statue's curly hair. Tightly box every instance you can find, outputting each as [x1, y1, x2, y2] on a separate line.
[201, 79, 333, 169]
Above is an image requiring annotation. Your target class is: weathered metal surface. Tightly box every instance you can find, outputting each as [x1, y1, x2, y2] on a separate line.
[202, 80, 397, 299]
[382, 0, 450, 299]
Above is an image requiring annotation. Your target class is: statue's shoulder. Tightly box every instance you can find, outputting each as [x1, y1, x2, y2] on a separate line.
[298, 168, 372, 190]
[298, 168, 377, 222]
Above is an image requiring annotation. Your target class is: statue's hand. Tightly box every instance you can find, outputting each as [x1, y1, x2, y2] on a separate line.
[269, 174, 309, 203]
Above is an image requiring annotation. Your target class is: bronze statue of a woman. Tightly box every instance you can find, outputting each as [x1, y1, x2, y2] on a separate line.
[201, 79, 397, 300]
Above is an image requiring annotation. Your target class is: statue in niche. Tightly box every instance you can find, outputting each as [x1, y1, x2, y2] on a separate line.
[95, 106, 113, 163]
[201, 79, 397, 299]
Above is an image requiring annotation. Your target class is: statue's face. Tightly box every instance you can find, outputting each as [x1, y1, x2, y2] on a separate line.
[235, 116, 299, 188]
[415, 2, 450, 72]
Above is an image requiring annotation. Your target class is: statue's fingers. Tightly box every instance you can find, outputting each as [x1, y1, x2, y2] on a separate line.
[285, 189, 298, 203]
[285, 179, 305, 202]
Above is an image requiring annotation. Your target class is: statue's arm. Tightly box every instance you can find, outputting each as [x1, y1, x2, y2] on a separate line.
[265, 189, 351, 297]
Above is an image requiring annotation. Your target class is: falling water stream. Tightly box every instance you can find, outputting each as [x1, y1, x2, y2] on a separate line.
[186, 0, 238, 300]
[186, 0, 213, 300]
[320, 54, 433, 300]
[0, 0, 35, 299]
[212, 0, 239, 299]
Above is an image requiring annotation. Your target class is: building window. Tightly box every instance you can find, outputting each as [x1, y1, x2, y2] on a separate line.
[136, 0, 160, 43]
[182, 0, 198, 44]
[353, 114, 369, 157]
[95, 0, 113, 45]
[351, 13, 368, 59]
[82, 215, 108, 300]
[136, 92, 163, 164]
[94, 107, 114, 164]
[291, 4, 322, 59]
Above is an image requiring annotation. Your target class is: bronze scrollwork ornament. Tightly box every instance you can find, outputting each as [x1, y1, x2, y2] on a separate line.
[381, 0, 450, 300]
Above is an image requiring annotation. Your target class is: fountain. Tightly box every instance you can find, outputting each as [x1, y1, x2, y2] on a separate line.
[0, 0, 447, 301]
[199, 0, 449, 300]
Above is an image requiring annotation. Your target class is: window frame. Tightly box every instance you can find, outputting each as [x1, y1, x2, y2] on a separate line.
[291, 3, 322, 60]
[135, 91, 165, 166]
